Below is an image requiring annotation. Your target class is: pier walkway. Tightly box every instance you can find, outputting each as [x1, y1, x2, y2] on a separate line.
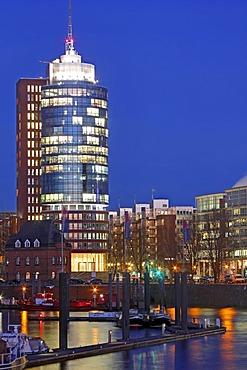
[26, 326, 226, 368]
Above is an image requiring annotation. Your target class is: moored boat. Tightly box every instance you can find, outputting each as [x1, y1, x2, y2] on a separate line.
[18, 293, 92, 311]
[146, 312, 172, 328]
[17, 293, 59, 311]
[70, 300, 92, 311]
[0, 325, 49, 356]
[0, 325, 27, 370]
[88, 311, 121, 321]
[116, 310, 146, 329]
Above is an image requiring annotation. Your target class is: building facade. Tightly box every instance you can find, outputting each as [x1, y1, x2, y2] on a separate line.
[194, 193, 226, 278]
[0, 212, 18, 277]
[108, 200, 187, 278]
[16, 78, 47, 229]
[5, 220, 71, 283]
[225, 178, 247, 276]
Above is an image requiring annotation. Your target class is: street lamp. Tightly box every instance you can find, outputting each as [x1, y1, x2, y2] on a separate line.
[92, 287, 97, 308]
[22, 286, 26, 300]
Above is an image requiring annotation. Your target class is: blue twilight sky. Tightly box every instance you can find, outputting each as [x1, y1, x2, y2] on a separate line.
[1, 0, 247, 211]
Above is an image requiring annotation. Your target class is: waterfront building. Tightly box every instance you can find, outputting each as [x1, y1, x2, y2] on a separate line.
[16, 78, 47, 229]
[108, 200, 180, 278]
[225, 176, 247, 276]
[194, 192, 226, 278]
[0, 212, 18, 277]
[5, 220, 71, 283]
[40, 3, 109, 272]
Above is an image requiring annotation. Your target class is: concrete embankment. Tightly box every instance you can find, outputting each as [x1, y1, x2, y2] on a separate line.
[26, 326, 226, 368]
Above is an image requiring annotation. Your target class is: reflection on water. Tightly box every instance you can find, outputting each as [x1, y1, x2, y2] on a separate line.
[2, 307, 247, 370]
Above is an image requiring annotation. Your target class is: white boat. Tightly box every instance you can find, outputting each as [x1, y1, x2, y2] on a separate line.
[0, 325, 27, 370]
[1, 325, 49, 356]
[0, 324, 50, 369]
[88, 311, 121, 321]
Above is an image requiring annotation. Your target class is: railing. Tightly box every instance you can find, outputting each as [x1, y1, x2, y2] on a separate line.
[190, 317, 221, 328]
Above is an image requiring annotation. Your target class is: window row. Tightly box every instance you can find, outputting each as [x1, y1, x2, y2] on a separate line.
[42, 154, 108, 165]
[7, 256, 68, 266]
[42, 145, 108, 156]
[27, 85, 42, 93]
[15, 239, 40, 248]
[41, 87, 107, 99]
[12, 271, 57, 282]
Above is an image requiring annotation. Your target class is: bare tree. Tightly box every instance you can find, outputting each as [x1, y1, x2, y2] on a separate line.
[194, 206, 229, 283]
[156, 214, 177, 279]
[129, 216, 149, 279]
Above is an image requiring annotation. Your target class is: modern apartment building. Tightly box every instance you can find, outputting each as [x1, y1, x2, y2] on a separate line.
[108, 200, 185, 278]
[194, 193, 226, 277]
[225, 177, 247, 275]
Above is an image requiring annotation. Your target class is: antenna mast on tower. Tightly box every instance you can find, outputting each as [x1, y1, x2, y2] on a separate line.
[66, 0, 74, 51]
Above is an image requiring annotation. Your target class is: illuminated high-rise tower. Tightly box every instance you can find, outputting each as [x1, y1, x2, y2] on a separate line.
[41, 1, 109, 272]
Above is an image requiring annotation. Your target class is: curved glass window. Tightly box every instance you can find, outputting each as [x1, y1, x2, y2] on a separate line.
[41, 82, 108, 206]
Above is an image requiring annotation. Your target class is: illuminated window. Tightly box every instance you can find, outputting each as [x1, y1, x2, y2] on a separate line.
[87, 107, 99, 117]
[26, 272, 31, 281]
[95, 118, 105, 127]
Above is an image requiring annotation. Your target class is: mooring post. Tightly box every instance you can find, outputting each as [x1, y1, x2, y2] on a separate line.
[116, 273, 120, 311]
[144, 269, 150, 314]
[174, 272, 181, 326]
[108, 272, 113, 312]
[59, 272, 69, 350]
[122, 271, 130, 341]
[181, 271, 188, 331]
[133, 277, 139, 309]
[159, 277, 164, 313]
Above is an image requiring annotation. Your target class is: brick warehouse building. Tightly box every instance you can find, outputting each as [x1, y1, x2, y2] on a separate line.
[5, 220, 71, 283]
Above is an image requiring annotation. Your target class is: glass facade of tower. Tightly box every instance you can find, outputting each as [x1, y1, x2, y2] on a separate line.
[40, 81, 108, 207]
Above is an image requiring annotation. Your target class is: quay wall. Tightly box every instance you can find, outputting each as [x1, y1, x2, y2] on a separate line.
[1, 283, 247, 308]
[152, 284, 247, 308]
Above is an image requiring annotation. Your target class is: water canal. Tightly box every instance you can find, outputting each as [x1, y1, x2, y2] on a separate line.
[1, 307, 247, 369]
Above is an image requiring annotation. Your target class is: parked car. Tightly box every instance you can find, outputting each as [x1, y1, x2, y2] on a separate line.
[199, 276, 211, 284]
[233, 274, 245, 283]
[6, 279, 20, 285]
[88, 278, 103, 285]
[224, 274, 233, 284]
[69, 278, 86, 285]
